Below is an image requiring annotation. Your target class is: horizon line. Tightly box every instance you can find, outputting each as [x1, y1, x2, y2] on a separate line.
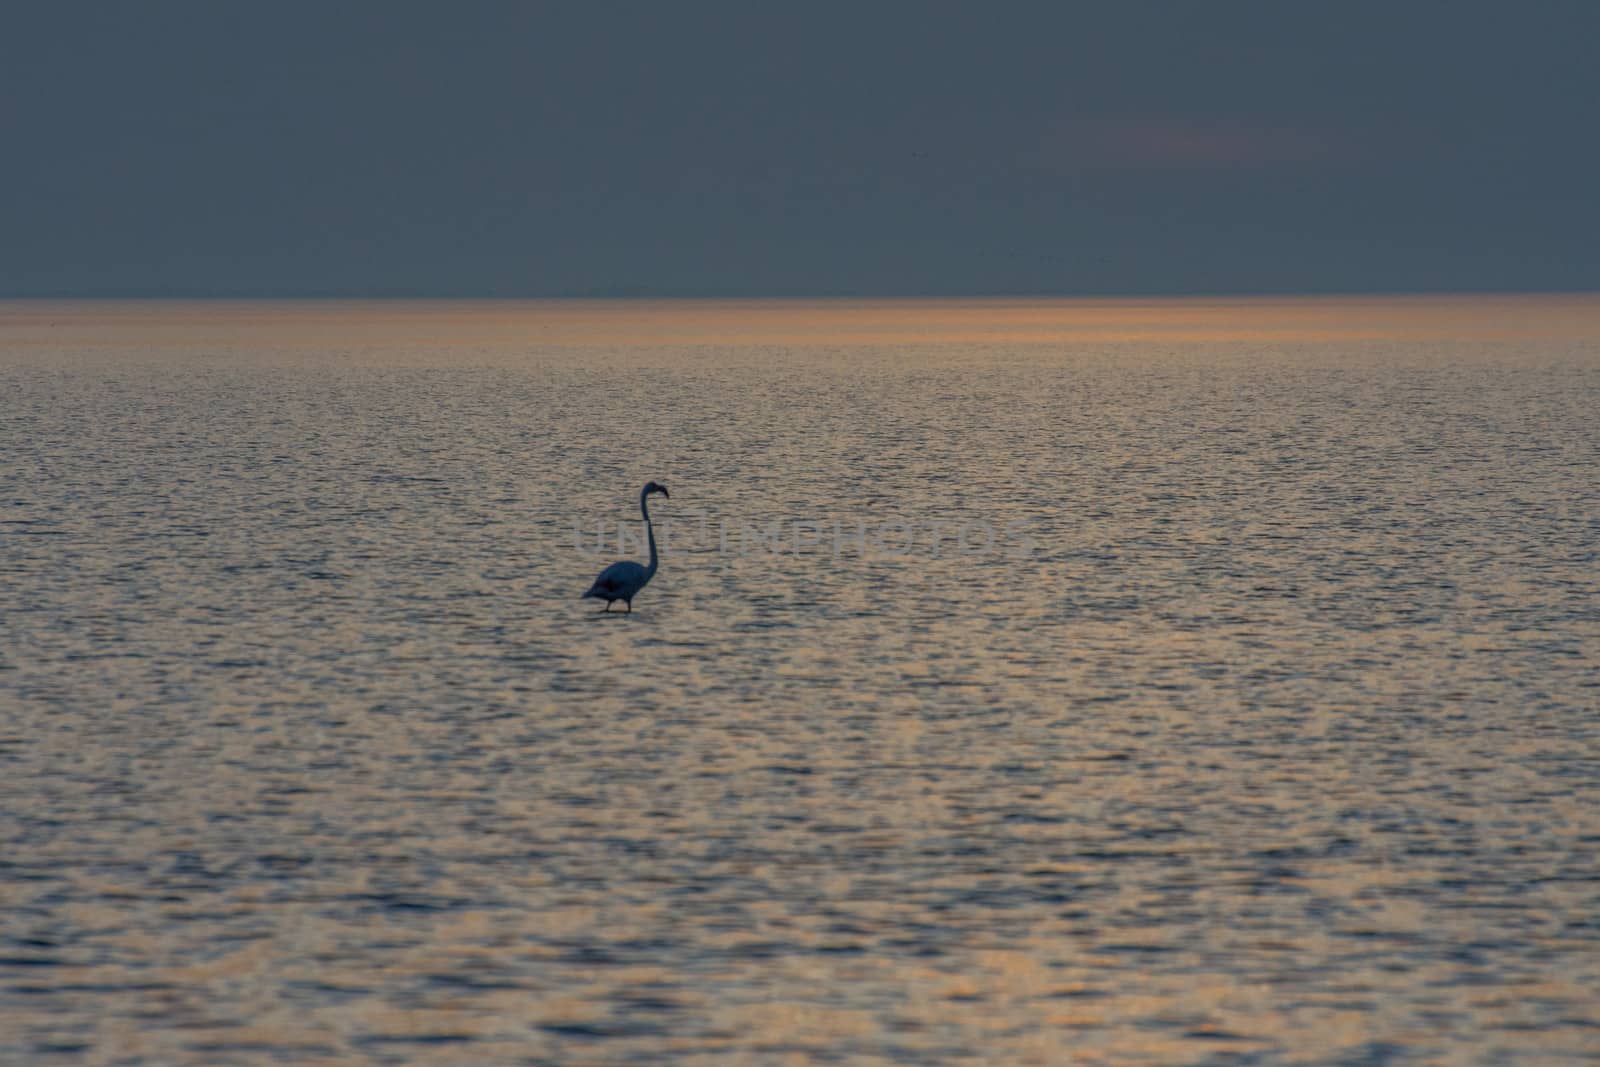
[5, 286, 1600, 303]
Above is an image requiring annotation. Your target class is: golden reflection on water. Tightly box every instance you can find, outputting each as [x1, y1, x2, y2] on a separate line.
[4, 292, 1600, 352]
[1, 295, 1597, 1064]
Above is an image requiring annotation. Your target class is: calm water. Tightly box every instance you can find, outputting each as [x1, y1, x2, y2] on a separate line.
[2, 298, 1598, 1065]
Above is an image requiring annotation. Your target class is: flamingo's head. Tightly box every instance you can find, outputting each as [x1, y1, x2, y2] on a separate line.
[644, 481, 670, 500]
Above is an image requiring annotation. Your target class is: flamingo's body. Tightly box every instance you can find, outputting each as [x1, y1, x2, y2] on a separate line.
[583, 482, 669, 613]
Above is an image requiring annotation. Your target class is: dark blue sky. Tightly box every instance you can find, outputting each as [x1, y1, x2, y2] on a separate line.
[4, 2, 1598, 296]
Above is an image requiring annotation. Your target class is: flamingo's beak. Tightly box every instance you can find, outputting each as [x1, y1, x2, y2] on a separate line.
[660, 487, 670, 499]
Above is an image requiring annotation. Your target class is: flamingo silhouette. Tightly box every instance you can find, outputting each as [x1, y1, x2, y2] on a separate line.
[582, 482, 669, 613]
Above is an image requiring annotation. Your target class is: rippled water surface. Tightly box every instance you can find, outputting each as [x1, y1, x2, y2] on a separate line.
[3, 298, 1598, 1065]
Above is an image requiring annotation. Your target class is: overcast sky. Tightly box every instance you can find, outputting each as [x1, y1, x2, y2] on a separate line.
[4, 2, 1598, 297]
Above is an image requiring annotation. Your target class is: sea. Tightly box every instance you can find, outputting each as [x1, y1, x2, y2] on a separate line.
[2, 296, 1597, 1065]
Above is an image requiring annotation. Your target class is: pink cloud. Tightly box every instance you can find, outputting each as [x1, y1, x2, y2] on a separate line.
[1038, 117, 1349, 171]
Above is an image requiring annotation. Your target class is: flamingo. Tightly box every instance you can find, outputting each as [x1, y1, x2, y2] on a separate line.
[582, 482, 669, 613]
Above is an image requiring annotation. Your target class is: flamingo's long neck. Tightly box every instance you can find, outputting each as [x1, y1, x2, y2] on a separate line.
[640, 490, 658, 577]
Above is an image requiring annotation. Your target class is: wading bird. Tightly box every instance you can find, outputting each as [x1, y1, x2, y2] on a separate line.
[582, 481, 669, 613]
